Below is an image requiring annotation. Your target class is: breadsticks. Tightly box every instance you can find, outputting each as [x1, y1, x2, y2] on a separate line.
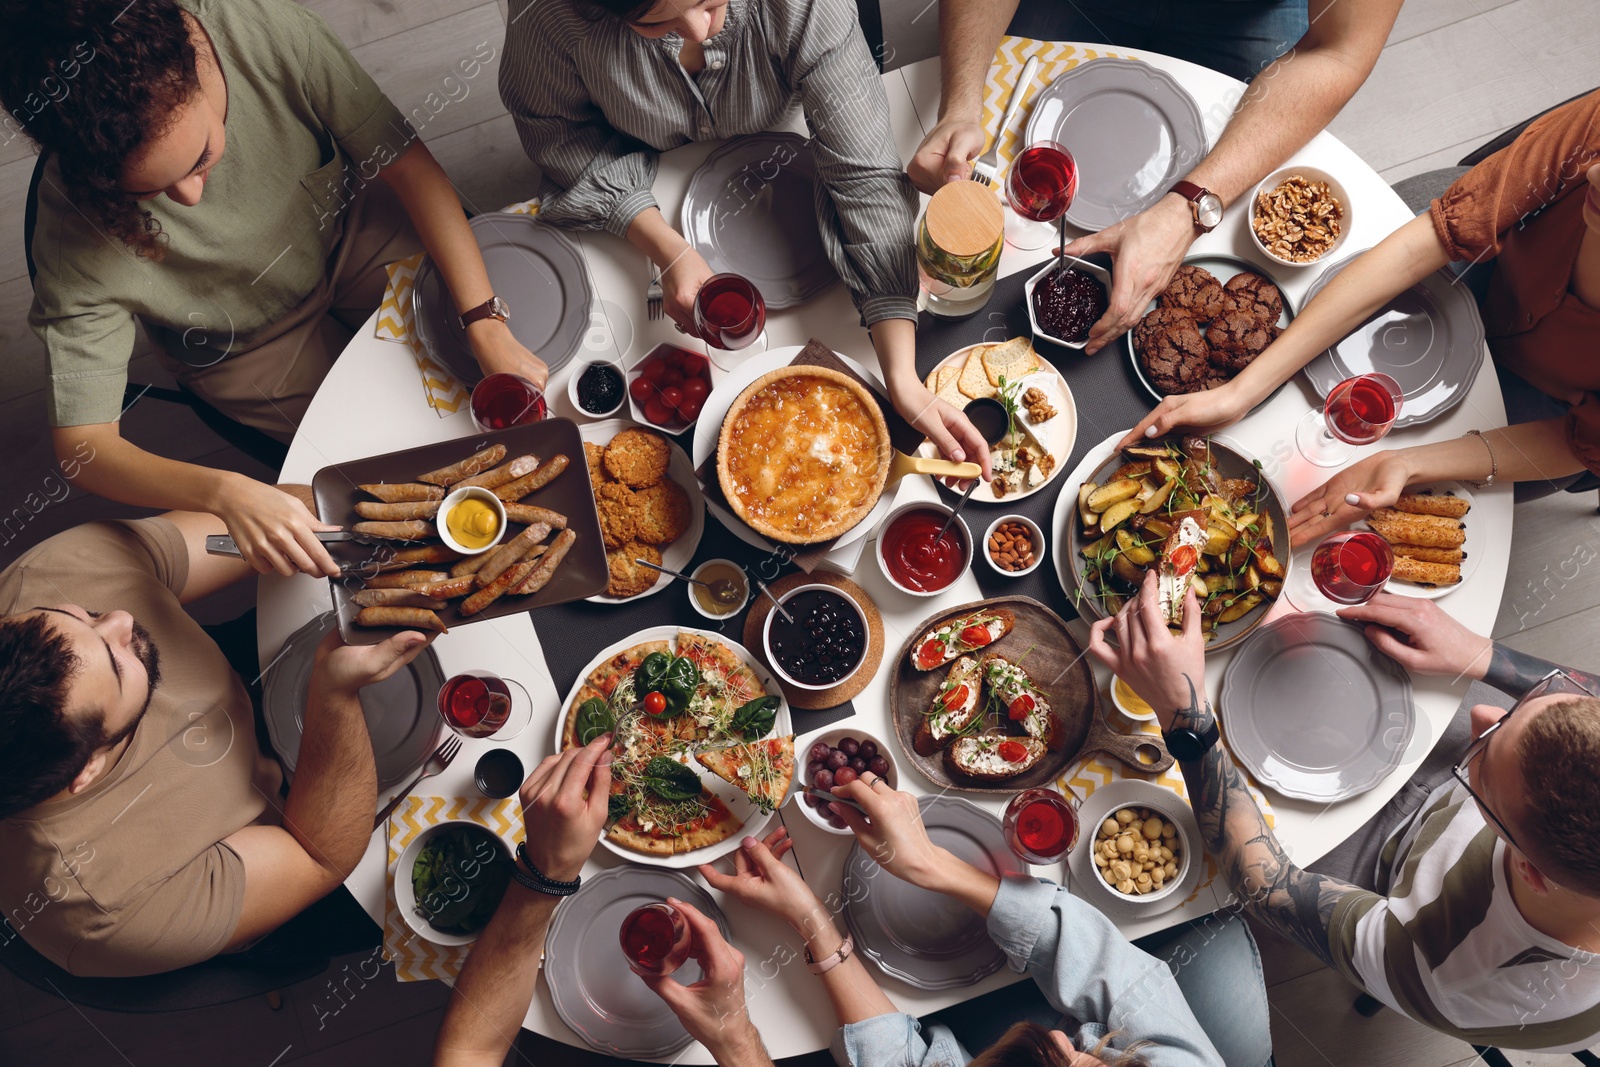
[1366, 508, 1465, 549]
[416, 444, 506, 487]
[1365, 489, 1471, 587]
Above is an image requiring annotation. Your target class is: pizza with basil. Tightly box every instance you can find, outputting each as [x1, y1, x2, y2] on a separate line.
[563, 630, 784, 856]
[695, 736, 796, 814]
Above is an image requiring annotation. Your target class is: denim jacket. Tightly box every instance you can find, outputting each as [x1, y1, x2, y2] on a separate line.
[831, 876, 1223, 1067]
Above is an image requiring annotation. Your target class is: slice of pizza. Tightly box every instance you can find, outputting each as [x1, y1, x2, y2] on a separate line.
[562, 683, 609, 749]
[608, 792, 742, 856]
[695, 736, 795, 814]
[588, 639, 670, 699]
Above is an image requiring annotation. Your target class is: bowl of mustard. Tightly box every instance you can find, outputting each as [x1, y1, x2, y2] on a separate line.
[437, 486, 507, 556]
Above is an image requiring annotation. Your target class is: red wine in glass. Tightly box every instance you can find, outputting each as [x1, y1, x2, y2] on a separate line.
[470, 373, 546, 431]
[437, 673, 529, 740]
[1005, 141, 1077, 250]
[1296, 372, 1402, 467]
[694, 274, 766, 352]
[619, 902, 692, 977]
[1311, 531, 1395, 605]
[1003, 788, 1079, 864]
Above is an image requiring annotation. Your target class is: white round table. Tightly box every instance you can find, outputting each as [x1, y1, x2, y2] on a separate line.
[256, 46, 1511, 1063]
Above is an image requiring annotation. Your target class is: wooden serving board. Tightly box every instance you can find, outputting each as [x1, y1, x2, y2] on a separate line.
[888, 596, 1172, 793]
[742, 570, 884, 710]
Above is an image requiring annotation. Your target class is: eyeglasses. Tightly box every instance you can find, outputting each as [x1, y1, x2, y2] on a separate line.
[1452, 668, 1597, 854]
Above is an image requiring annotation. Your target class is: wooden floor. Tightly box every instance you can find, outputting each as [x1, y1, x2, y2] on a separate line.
[2, 1, 1599, 1065]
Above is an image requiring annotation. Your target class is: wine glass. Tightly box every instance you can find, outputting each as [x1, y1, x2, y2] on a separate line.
[693, 273, 767, 369]
[1003, 788, 1079, 864]
[1005, 141, 1078, 251]
[619, 902, 692, 977]
[470, 373, 546, 432]
[1295, 372, 1403, 467]
[436, 671, 532, 741]
[1285, 529, 1397, 613]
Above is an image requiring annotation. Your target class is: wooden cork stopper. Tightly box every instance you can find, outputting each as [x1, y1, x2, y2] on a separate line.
[924, 181, 1004, 258]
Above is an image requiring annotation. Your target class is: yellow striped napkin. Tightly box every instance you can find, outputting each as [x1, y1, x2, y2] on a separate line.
[382, 794, 525, 983]
[1059, 693, 1273, 904]
[979, 39, 1139, 175]
[374, 198, 542, 418]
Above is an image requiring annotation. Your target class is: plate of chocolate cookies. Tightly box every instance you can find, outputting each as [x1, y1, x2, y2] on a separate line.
[1127, 256, 1294, 401]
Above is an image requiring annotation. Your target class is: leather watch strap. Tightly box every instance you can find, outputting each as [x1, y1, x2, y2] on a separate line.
[459, 295, 509, 330]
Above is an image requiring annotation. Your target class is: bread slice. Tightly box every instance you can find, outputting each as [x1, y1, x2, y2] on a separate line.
[910, 609, 1016, 670]
[982, 653, 1061, 749]
[914, 656, 985, 755]
[982, 337, 1039, 386]
[958, 346, 999, 400]
[945, 735, 1047, 781]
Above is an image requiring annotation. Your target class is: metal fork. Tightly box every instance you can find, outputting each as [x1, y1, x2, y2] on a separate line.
[970, 55, 1039, 187]
[646, 262, 664, 321]
[374, 735, 462, 831]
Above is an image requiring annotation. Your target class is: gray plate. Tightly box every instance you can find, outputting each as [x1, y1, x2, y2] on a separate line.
[1220, 613, 1415, 802]
[1024, 58, 1207, 232]
[544, 867, 730, 1059]
[1127, 254, 1296, 403]
[413, 212, 593, 386]
[843, 796, 1023, 990]
[261, 611, 445, 790]
[1300, 250, 1486, 427]
[682, 133, 835, 310]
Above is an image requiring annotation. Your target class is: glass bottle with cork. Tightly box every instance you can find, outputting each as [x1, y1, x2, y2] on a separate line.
[917, 181, 1005, 318]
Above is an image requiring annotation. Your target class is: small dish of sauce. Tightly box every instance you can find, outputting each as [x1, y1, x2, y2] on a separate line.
[764, 587, 868, 690]
[570, 360, 626, 417]
[878, 505, 970, 595]
[437, 486, 506, 555]
[689, 559, 749, 618]
[1110, 676, 1158, 722]
[1032, 266, 1108, 344]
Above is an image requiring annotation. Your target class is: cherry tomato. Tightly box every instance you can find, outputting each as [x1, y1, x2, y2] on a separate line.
[681, 352, 709, 377]
[915, 639, 945, 670]
[642, 358, 668, 382]
[660, 366, 685, 388]
[677, 395, 704, 421]
[681, 376, 710, 404]
[941, 684, 969, 710]
[660, 386, 685, 411]
[1007, 693, 1035, 721]
[644, 398, 675, 426]
[1170, 545, 1198, 574]
[629, 376, 654, 404]
[960, 625, 993, 648]
[643, 691, 668, 716]
[998, 740, 1029, 764]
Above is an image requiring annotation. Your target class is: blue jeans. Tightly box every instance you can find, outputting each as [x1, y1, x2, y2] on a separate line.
[1006, 0, 1309, 85]
[924, 911, 1275, 1067]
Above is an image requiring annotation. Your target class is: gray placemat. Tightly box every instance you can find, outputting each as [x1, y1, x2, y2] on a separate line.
[916, 260, 1157, 616]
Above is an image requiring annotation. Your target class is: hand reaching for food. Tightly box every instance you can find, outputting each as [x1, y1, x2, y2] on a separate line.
[906, 115, 987, 194]
[828, 779, 950, 887]
[311, 627, 433, 699]
[1288, 449, 1413, 548]
[697, 828, 815, 927]
[1087, 572, 1207, 732]
[1336, 593, 1493, 681]
[1060, 196, 1197, 355]
[216, 476, 343, 577]
[889, 378, 993, 482]
[518, 734, 614, 884]
[1118, 382, 1252, 448]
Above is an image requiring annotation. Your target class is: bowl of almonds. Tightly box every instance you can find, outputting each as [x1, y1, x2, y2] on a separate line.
[984, 514, 1044, 577]
[1249, 167, 1349, 267]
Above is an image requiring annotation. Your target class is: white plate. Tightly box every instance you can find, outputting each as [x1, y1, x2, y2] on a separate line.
[1067, 779, 1204, 921]
[1383, 483, 1479, 599]
[580, 418, 706, 604]
[551, 626, 792, 868]
[690, 346, 892, 554]
[915, 343, 1078, 504]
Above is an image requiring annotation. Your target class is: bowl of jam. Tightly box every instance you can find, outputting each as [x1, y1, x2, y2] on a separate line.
[875, 501, 972, 598]
[568, 359, 627, 418]
[762, 585, 870, 691]
[1026, 256, 1110, 350]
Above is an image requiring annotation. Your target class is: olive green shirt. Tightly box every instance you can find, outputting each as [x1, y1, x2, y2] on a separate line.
[28, 0, 414, 427]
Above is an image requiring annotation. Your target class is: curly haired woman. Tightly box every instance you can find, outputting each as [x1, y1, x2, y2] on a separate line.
[2, 0, 546, 577]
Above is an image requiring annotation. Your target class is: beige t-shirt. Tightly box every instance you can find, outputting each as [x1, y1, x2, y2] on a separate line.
[0, 520, 282, 976]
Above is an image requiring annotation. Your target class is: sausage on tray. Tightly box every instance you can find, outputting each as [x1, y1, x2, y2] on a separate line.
[416, 444, 507, 488]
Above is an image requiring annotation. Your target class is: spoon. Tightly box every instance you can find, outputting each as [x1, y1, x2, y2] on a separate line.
[936, 479, 978, 543]
[752, 576, 794, 624]
[633, 559, 744, 606]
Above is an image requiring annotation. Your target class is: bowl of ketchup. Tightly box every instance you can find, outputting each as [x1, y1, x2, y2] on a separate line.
[876, 502, 972, 597]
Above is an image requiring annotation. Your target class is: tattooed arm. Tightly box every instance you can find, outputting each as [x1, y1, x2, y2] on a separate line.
[1088, 574, 1363, 967]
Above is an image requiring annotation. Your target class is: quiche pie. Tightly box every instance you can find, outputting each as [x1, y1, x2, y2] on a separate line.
[717, 367, 891, 544]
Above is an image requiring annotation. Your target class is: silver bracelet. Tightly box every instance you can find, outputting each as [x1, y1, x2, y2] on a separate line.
[1465, 430, 1497, 488]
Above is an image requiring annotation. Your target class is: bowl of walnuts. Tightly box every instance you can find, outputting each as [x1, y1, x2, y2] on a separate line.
[1249, 166, 1349, 267]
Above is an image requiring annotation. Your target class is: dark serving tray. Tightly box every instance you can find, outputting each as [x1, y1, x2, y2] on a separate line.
[312, 418, 607, 645]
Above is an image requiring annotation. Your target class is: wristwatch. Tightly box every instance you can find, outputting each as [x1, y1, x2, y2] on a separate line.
[1162, 702, 1220, 762]
[459, 294, 510, 330]
[1169, 180, 1224, 234]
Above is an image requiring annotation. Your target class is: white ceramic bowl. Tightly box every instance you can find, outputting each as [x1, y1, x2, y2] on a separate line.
[1077, 785, 1193, 909]
[982, 514, 1045, 578]
[687, 558, 750, 620]
[762, 583, 869, 692]
[1024, 256, 1112, 350]
[436, 485, 508, 556]
[566, 358, 626, 419]
[1108, 675, 1158, 724]
[794, 725, 899, 836]
[393, 821, 511, 947]
[875, 501, 973, 598]
[1247, 165, 1351, 268]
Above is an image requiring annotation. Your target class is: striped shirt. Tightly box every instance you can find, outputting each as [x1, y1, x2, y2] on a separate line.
[499, 0, 919, 325]
[1328, 780, 1600, 1052]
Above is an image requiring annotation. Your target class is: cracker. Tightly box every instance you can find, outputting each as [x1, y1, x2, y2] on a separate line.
[982, 337, 1039, 386]
[957, 346, 998, 400]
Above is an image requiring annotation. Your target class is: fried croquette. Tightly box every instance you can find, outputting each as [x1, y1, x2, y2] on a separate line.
[603, 429, 670, 488]
[633, 479, 692, 545]
[606, 541, 661, 597]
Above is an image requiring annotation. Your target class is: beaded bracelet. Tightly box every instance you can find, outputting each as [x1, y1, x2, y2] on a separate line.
[1465, 429, 1498, 488]
[513, 843, 582, 897]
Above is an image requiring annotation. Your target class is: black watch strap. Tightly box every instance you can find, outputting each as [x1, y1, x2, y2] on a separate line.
[1163, 704, 1220, 762]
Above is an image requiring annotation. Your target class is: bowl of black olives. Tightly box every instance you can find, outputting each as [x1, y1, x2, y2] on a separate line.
[762, 584, 869, 693]
[797, 727, 896, 834]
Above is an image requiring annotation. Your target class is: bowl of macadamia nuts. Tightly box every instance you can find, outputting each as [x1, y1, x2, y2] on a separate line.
[1069, 779, 1198, 911]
